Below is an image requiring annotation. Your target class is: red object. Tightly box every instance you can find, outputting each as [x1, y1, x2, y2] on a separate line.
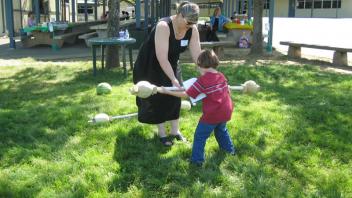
[186, 72, 233, 124]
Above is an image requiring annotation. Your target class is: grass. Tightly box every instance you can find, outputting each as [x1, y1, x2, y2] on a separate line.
[0, 58, 351, 197]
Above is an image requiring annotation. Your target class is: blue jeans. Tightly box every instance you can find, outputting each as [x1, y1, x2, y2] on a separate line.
[191, 122, 235, 163]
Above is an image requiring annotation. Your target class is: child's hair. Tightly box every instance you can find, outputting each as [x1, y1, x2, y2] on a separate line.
[197, 49, 219, 69]
[28, 11, 33, 17]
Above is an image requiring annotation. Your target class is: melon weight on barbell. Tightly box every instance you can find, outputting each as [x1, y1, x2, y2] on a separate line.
[96, 82, 112, 95]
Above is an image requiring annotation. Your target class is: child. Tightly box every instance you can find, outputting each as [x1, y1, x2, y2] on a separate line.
[159, 49, 235, 166]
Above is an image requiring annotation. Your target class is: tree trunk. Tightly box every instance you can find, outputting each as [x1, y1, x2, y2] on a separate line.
[250, 0, 263, 55]
[106, 0, 120, 68]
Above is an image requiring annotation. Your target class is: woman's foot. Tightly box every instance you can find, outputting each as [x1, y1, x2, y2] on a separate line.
[159, 136, 173, 147]
[171, 132, 187, 142]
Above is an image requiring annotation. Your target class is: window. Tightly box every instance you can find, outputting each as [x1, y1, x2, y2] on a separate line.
[332, 0, 341, 8]
[305, 0, 313, 9]
[314, 0, 322, 8]
[298, 0, 341, 9]
[323, 0, 332, 8]
[78, 5, 93, 14]
[297, 0, 305, 9]
[264, 0, 270, 9]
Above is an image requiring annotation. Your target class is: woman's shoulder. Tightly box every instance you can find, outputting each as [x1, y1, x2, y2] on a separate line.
[156, 21, 170, 34]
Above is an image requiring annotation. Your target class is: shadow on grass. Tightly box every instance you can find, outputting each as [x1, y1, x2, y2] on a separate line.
[0, 66, 131, 166]
[110, 126, 228, 197]
[220, 63, 351, 196]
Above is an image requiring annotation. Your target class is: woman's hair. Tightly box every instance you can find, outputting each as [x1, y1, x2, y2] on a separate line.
[176, 1, 199, 24]
[197, 49, 219, 69]
[213, 7, 221, 16]
[28, 11, 33, 17]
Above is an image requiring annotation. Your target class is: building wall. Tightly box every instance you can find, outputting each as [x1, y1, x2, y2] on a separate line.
[338, 0, 352, 17]
[268, 0, 352, 18]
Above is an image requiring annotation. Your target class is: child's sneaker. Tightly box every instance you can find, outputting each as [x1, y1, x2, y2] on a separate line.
[189, 160, 203, 167]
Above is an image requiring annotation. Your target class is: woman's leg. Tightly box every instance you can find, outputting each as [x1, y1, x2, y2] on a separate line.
[170, 119, 179, 135]
[170, 119, 186, 141]
[158, 122, 172, 146]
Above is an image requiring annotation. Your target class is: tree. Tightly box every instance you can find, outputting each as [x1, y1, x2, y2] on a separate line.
[106, 0, 120, 68]
[250, 0, 263, 55]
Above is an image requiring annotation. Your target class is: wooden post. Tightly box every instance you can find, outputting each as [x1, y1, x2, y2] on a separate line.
[103, 0, 105, 16]
[248, 0, 253, 19]
[56, 0, 60, 21]
[84, 0, 88, 22]
[231, 0, 235, 17]
[266, 0, 274, 53]
[333, 51, 348, 66]
[135, 0, 141, 29]
[94, 0, 97, 20]
[1, 0, 5, 33]
[151, 0, 155, 27]
[288, 46, 301, 58]
[34, 0, 40, 24]
[71, 0, 76, 22]
[144, 0, 149, 35]
[5, 0, 16, 48]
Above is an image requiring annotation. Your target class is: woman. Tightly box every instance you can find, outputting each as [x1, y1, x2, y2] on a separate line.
[207, 7, 230, 41]
[27, 11, 36, 27]
[133, 1, 201, 146]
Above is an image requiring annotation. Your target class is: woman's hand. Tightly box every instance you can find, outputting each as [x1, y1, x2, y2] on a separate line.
[158, 86, 168, 94]
[172, 78, 181, 88]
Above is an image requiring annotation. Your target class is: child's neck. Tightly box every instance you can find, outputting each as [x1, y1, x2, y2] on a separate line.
[200, 67, 218, 75]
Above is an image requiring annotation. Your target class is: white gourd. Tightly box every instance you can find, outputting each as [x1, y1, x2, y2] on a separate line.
[181, 100, 191, 110]
[130, 81, 158, 98]
[93, 113, 110, 123]
[242, 80, 260, 94]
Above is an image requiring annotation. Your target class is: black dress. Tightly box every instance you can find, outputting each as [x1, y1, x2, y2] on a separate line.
[133, 17, 193, 124]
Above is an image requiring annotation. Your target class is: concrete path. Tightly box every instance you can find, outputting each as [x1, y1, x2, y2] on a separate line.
[263, 17, 352, 65]
[1, 18, 351, 66]
[0, 37, 92, 61]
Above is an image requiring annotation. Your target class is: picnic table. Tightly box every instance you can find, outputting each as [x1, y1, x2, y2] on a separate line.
[21, 21, 105, 49]
[89, 19, 141, 38]
[87, 37, 136, 76]
[223, 22, 253, 44]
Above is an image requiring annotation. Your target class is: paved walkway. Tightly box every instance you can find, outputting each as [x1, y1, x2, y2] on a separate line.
[1, 18, 351, 66]
[263, 17, 352, 65]
[0, 37, 92, 61]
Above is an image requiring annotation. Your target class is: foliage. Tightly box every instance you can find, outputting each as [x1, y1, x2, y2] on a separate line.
[0, 59, 351, 197]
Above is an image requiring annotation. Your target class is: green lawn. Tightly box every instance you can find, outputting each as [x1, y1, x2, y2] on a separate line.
[0, 58, 351, 197]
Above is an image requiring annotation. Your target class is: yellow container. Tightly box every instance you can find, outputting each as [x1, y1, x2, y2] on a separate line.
[224, 23, 253, 31]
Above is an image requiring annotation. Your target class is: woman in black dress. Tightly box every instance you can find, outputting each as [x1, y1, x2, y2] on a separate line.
[133, 1, 201, 146]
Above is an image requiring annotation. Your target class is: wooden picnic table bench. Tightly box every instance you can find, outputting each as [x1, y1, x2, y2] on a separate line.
[200, 41, 235, 57]
[88, 37, 136, 76]
[21, 21, 105, 49]
[280, 41, 352, 66]
[78, 32, 98, 46]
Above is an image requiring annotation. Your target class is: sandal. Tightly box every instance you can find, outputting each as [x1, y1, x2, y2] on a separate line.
[159, 136, 173, 147]
[171, 133, 187, 142]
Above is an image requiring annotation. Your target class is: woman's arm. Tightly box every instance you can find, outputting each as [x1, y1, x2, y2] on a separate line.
[159, 87, 189, 98]
[155, 21, 181, 88]
[188, 26, 201, 64]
